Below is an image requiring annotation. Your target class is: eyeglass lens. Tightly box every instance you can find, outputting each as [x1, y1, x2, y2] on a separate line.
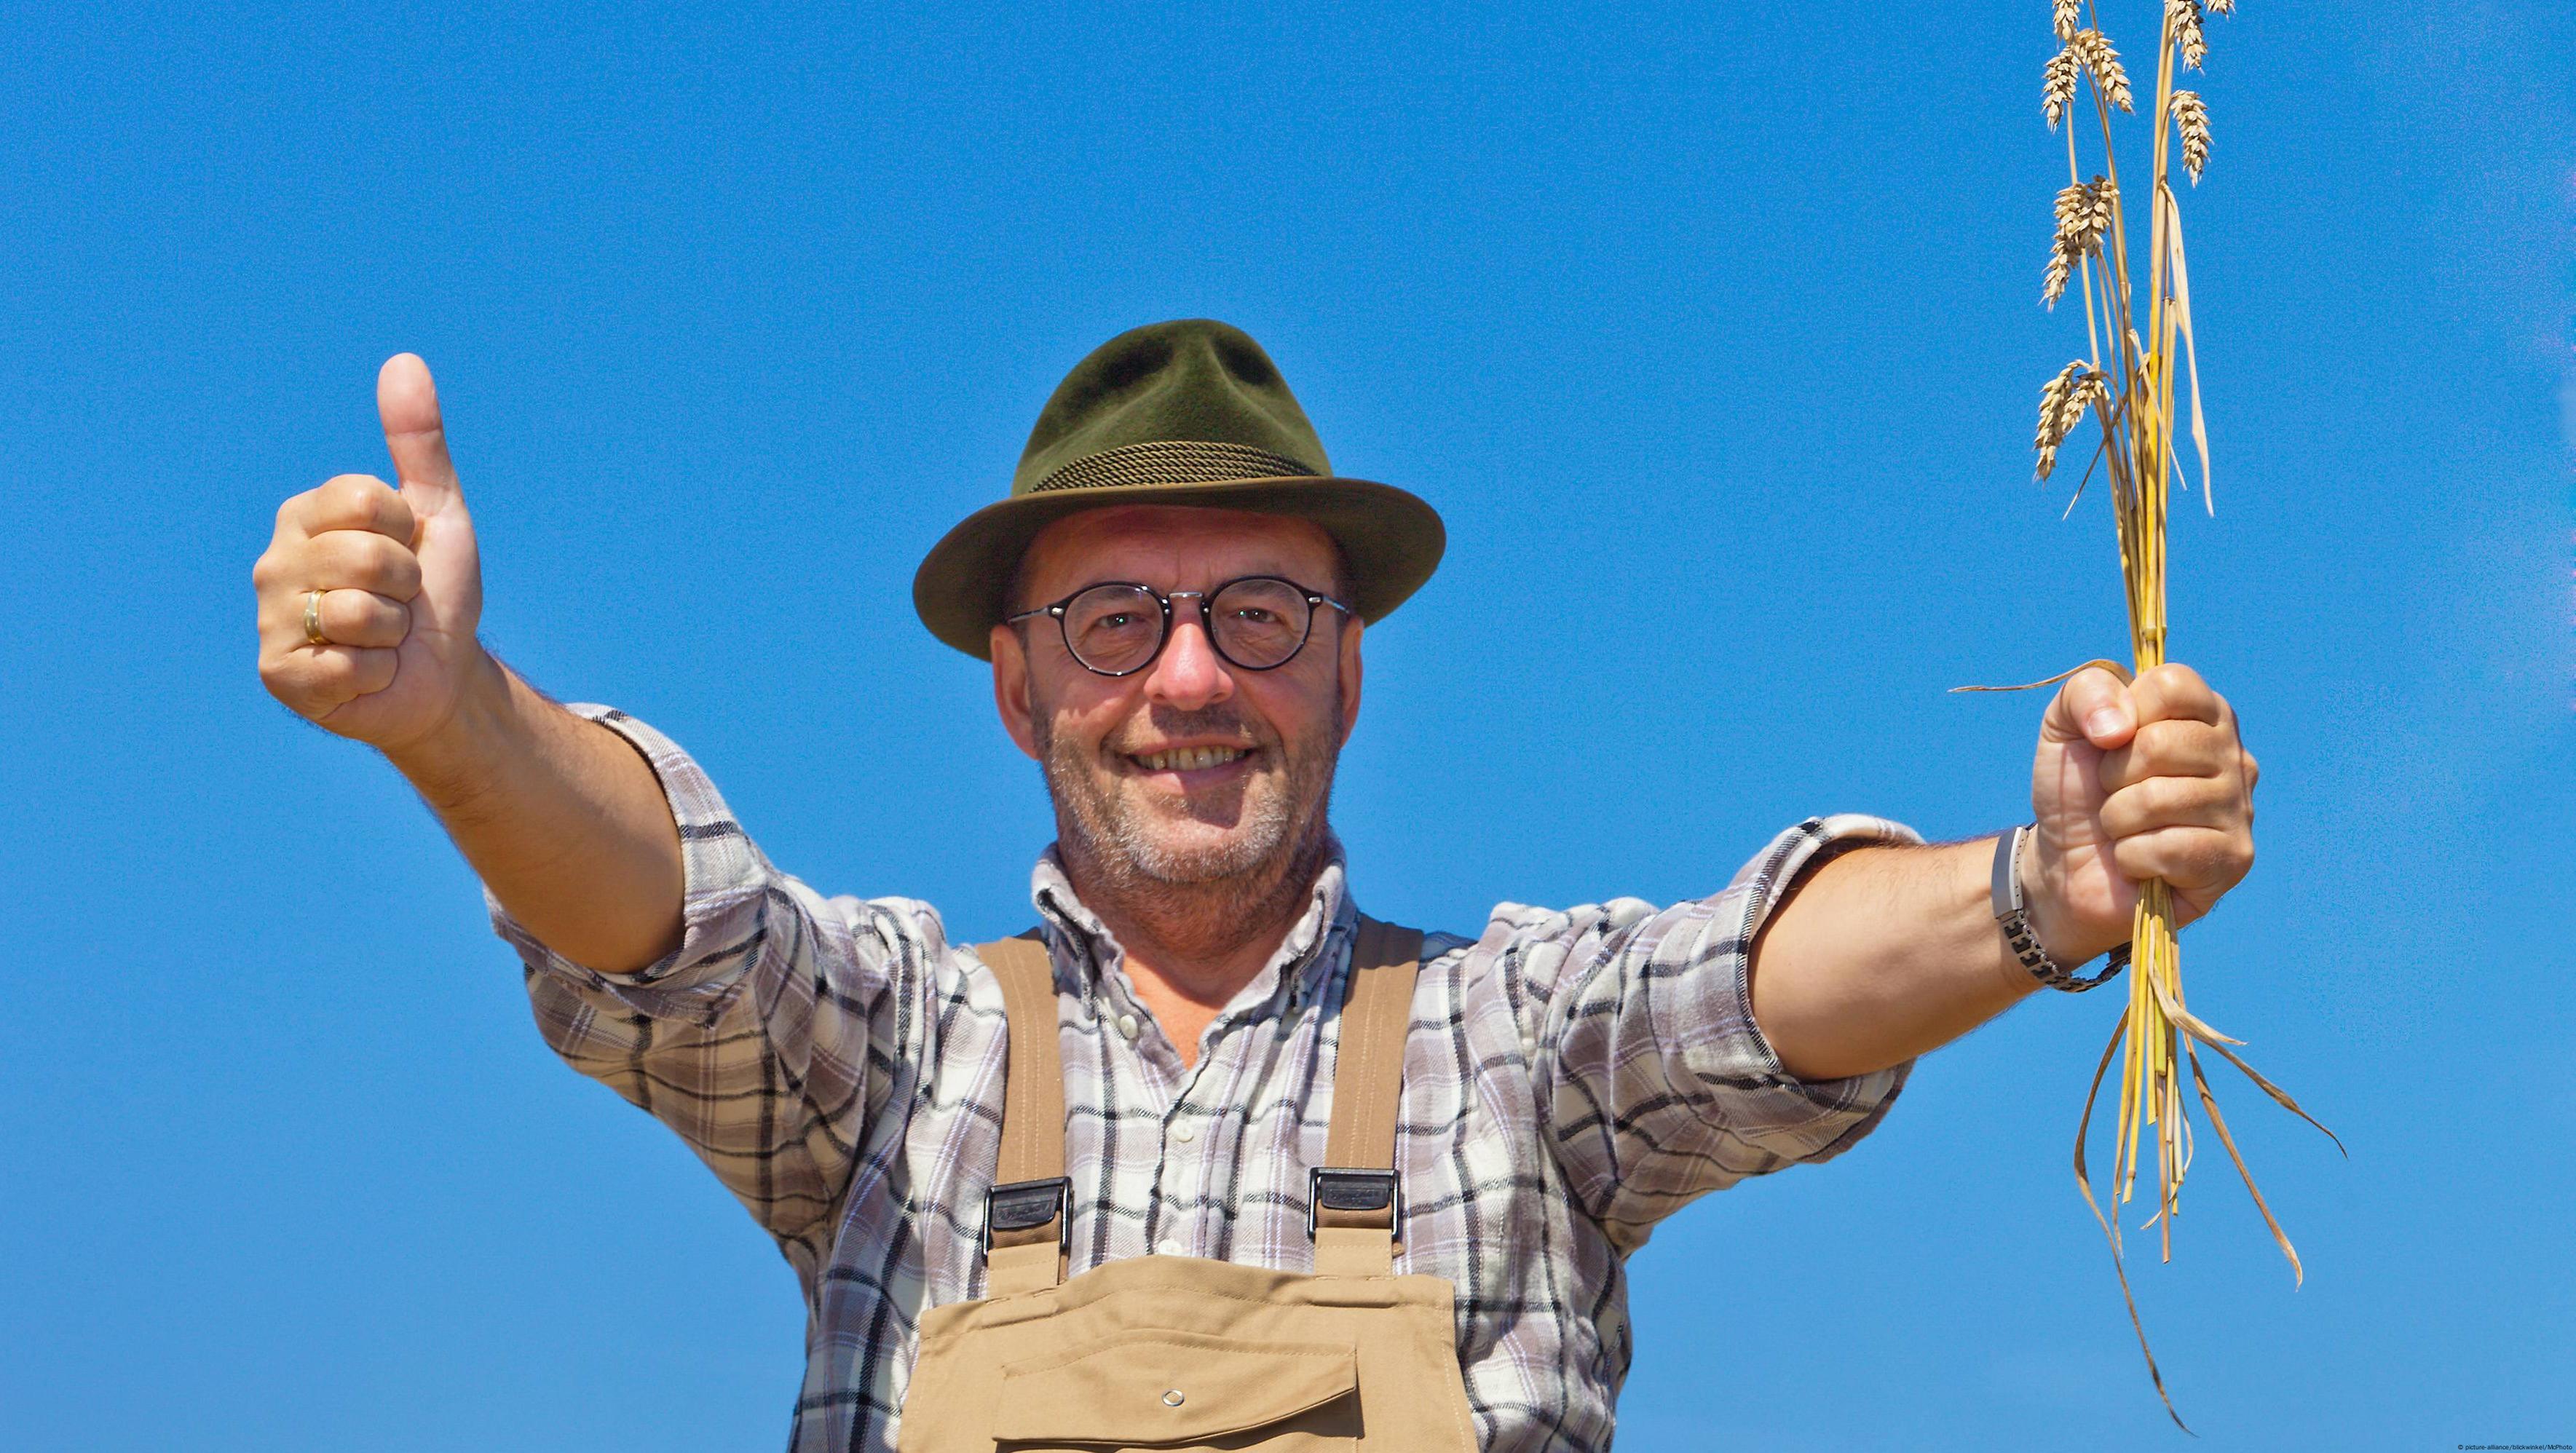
[1062, 578, 1314, 674]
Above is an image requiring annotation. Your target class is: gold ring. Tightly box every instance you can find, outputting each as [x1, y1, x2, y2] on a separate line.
[304, 589, 329, 646]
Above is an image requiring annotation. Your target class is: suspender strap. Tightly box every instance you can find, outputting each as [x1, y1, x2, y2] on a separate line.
[975, 916, 1423, 1290]
[977, 933, 1068, 1296]
[1311, 914, 1424, 1278]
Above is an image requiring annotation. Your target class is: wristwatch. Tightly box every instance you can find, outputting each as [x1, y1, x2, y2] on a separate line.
[1991, 824, 2130, 993]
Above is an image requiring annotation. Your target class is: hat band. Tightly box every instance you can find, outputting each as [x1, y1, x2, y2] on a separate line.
[1027, 440, 1323, 495]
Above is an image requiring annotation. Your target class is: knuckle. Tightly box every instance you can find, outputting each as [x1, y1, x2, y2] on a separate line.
[317, 475, 369, 518]
[280, 483, 334, 528]
[259, 654, 328, 715]
[2133, 718, 2190, 761]
[2130, 775, 2199, 822]
[317, 475, 398, 532]
[351, 593, 411, 646]
[2151, 661, 2206, 690]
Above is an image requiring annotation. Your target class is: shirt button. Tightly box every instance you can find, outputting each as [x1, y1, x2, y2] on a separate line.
[1171, 1124, 1196, 1144]
[1116, 1013, 1141, 1040]
[1156, 1238, 1187, 1257]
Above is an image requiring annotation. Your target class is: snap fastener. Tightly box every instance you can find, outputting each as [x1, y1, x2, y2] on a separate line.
[1162, 1389, 1185, 1407]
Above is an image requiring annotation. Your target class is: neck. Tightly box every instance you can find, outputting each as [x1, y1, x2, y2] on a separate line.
[1057, 821, 1338, 1012]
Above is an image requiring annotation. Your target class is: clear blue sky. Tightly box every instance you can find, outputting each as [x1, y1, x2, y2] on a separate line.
[4, 1, 2569, 1448]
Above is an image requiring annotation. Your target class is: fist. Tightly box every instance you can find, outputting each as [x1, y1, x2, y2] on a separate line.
[253, 355, 486, 751]
[2026, 662, 2260, 959]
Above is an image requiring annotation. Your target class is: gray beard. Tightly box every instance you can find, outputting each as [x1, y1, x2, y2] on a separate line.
[1034, 699, 1340, 943]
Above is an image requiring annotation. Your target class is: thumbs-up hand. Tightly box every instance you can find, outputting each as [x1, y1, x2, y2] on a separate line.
[256, 355, 489, 753]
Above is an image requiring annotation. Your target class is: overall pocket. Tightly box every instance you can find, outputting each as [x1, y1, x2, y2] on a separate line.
[993, 1327, 1362, 1451]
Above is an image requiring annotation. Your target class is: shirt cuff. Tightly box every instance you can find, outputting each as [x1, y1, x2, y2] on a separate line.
[483, 704, 775, 998]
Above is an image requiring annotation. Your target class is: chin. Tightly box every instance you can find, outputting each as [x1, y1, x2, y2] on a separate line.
[1120, 826, 1283, 885]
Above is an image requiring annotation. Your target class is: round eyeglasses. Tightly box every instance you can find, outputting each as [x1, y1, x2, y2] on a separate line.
[1003, 576, 1354, 678]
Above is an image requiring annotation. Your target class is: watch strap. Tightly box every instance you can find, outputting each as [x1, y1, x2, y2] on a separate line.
[1991, 824, 2130, 993]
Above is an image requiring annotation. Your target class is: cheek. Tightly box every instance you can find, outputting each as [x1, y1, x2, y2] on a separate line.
[1246, 675, 1343, 753]
[1034, 678, 1137, 758]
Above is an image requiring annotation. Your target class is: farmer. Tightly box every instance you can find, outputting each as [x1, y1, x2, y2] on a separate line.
[250, 320, 2258, 1452]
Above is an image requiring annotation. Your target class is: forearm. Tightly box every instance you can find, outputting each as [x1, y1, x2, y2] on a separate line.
[386, 649, 684, 974]
[1746, 837, 2106, 1080]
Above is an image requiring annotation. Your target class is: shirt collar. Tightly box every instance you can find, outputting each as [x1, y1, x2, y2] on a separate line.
[1027, 842, 1359, 1022]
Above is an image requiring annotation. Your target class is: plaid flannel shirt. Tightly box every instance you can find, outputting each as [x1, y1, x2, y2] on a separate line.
[490, 705, 1921, 1453]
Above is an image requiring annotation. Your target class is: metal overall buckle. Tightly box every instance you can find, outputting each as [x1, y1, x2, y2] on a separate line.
[983, 1176, 1072, 1258]
[1305, 1167, 1400, 1238]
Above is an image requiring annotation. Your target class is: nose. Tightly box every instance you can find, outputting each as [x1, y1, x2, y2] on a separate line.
[1143, 602, 1235, 711]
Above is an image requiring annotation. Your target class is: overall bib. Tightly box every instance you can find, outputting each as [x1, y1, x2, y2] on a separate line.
[896, 917, 1482, 1452]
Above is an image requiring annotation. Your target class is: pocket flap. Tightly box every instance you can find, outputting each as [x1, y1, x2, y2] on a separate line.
[994, 1328, 1357, 1446]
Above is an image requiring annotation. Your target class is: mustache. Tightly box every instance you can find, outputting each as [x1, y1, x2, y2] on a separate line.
[1105, 706, 1274, 753]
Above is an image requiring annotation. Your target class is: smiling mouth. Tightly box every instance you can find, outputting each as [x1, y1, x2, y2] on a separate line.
[1129, 745, 1252, 772]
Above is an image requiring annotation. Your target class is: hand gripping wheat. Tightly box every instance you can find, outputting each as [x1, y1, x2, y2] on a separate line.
[1956, 0, 2347, 1431]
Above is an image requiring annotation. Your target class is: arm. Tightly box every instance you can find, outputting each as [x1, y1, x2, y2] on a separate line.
[1747, 662, 2261, 1080]
[257, 355, 914, 1258]
[1521, 816, 1923, 1248]
[253, 353, 682, 974]
[390, 653, 684, 975]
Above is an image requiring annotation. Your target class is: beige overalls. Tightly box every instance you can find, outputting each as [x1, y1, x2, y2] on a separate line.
[896, 917, 1482, 1452]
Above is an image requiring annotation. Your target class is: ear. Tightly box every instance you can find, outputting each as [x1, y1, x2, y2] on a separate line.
[1334, 614, 1364, 748]
[991, 625, 1043, 761]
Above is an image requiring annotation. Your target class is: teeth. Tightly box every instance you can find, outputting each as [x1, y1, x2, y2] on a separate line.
[1139, 746, 1246, 772]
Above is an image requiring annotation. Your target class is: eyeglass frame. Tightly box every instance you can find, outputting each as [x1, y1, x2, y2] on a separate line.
[1000, 574, 1356, 678]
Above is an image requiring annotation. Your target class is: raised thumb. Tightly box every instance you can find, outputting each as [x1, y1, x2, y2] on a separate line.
[377, 353, 464, 528]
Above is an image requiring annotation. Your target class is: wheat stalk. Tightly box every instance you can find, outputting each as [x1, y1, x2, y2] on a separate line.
[1960, 0, 2344, 1430]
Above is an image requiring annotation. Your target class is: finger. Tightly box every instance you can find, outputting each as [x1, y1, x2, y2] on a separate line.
[258, 642, 400, 717]
[302, 529, 424, 601]
[2041, 664, 2136, 750]
[280, 474, 416, 545]
[2130, 662, 2223, 728]
[2098, 772, 2246, 840]
[304, 588, 411, 649]
[2099, 718, 2238, 792]
[2109, 823, 2253, 900]
[378, 354, 462, 523]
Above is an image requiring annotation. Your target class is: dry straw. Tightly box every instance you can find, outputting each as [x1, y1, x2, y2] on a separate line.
[1959, 0, 2344, 1430]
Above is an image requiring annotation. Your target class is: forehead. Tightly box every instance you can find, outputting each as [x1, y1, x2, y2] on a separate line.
[1016, 506, 1339, 599]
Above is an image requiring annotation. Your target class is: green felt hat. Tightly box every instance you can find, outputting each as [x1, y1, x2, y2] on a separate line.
[913, 319, 1445, 660]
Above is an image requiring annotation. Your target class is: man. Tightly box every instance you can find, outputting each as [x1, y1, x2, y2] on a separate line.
[251, 320, 2258, 1452]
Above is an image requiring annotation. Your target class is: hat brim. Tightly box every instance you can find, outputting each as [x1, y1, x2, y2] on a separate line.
[912, 476, 1445, 661]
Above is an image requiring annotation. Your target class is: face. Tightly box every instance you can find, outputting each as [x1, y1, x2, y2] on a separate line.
[991, 505, 1363, 892]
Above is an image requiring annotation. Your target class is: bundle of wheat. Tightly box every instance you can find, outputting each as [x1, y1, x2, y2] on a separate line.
[1961, 0, 2344, 1431]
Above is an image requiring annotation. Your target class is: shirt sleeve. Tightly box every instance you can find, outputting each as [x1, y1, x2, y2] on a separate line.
[1525, 813, 1924, 1251]
[486, 704, 940, 1269]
